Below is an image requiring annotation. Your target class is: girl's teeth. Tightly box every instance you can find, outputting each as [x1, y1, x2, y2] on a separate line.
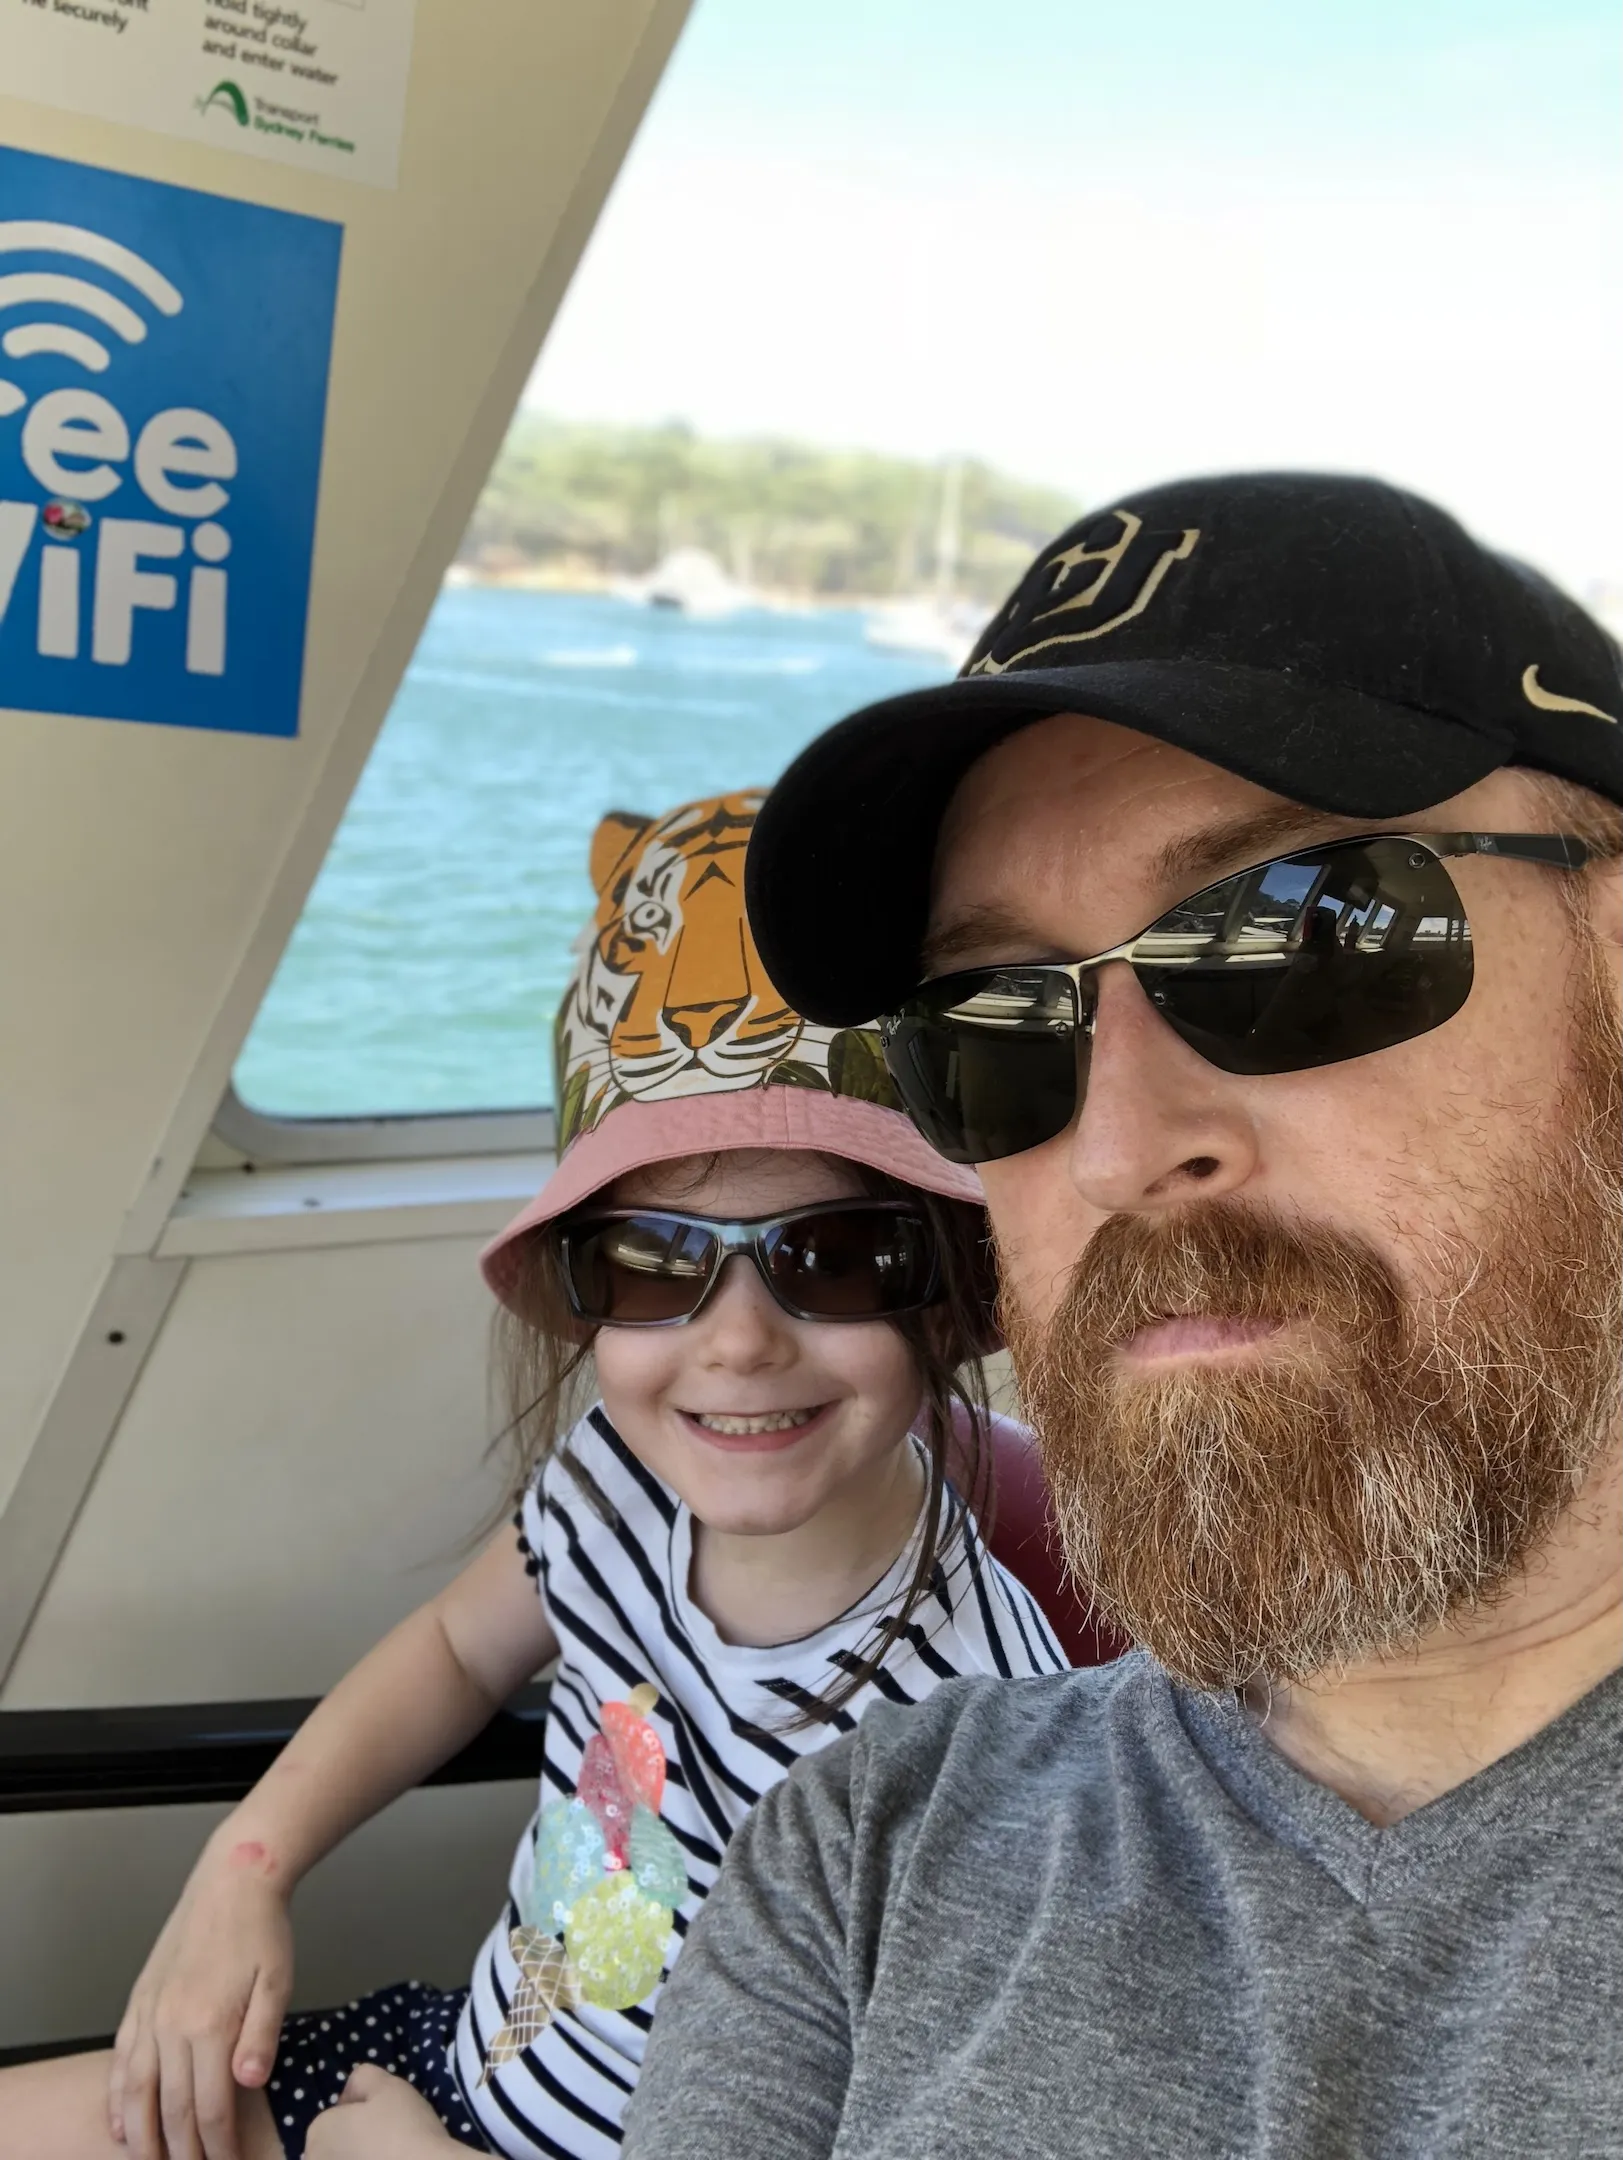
[691, 1409, 816, 1435]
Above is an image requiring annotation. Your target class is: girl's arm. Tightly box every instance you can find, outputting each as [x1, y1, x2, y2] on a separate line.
[204, 1521, 558, 1885]
[110, 1522, 558, 2160]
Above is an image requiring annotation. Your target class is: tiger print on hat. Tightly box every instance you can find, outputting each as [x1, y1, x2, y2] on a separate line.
[553, 791, 901, 1152]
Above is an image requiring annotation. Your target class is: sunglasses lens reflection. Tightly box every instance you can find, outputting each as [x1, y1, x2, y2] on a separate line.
[885, 968, 1080, 1165]
[886, 839, 1475, 1165]
[1142, 839, 1473, 1076]
[563, 1208, 940, 1326]
[765, 1209, 936, 1317]
[568, 1216, 718, 1323]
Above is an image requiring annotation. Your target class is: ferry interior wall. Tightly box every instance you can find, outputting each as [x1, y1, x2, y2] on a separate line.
[0, 0, 700, 2055]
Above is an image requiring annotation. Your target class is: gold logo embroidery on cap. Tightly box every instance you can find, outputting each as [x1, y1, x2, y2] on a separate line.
[1521, 664, 1617, 726]
[968, 510, 1201, 676]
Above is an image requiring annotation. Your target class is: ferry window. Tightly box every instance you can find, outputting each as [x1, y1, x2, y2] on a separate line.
[234, 0, 1620, 1122]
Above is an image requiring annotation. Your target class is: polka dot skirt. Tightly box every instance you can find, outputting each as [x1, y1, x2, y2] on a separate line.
[266, 1982, 489, 2156]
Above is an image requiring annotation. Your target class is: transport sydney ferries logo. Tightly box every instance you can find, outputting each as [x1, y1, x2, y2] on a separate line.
[0, 145, 341, 738]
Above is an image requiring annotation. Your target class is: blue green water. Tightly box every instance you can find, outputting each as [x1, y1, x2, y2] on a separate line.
[235, 589, 951, 1118]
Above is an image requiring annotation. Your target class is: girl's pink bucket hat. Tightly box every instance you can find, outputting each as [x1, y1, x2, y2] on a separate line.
[480, 790, 981, 1307]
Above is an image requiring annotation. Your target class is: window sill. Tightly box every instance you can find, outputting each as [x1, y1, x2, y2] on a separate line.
[212, 1085, 554, 1169]
[159, 1152, 552, 1258]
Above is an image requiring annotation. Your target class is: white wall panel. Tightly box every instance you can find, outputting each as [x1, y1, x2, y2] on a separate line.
[4, 1234, 507, 1705]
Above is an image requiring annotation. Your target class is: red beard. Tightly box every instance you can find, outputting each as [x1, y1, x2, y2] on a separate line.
[1004, 990, 1622, 1690]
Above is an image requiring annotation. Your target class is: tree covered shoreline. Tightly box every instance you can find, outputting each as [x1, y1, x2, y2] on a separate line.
[458, 415, 1082, 603]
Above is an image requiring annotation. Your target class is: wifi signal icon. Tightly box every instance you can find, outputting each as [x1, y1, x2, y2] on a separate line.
[0, 221, 183, 413]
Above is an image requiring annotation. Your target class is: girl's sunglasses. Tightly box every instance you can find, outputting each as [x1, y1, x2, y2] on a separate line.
[881, 831, 1592, 1166]
[559, 1200, 942, 1327]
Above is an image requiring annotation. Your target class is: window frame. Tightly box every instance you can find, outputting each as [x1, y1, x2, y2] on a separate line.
[212, 1084, 555, 1168]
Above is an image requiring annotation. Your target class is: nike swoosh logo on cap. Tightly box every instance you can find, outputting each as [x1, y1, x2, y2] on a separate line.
[1522, 664, 1618, 725]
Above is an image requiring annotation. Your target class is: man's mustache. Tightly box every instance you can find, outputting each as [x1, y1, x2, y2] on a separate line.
[1005, 1197, 1405, 1354]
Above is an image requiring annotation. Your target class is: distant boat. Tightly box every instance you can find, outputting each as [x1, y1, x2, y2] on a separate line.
[866, 458, 990, 668]
[865, 595, 990, 670]
[625, 547, 751, 619]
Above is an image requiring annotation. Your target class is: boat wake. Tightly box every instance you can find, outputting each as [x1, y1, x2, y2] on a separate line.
[671, 653, 820, 677]
[539, 643, 640, 669]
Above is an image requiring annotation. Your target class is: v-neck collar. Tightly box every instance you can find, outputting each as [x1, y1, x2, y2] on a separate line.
[1173, 1661, 1623, 1907]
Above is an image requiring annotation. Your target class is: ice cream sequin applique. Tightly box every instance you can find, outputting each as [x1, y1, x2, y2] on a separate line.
[485, 1684, 685, 2074]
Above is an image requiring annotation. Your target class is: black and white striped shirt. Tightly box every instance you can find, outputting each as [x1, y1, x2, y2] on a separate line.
[454, 1404, 1067, 2157]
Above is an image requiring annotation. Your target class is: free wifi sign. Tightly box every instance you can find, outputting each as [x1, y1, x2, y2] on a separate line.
[0, 146, 341, 739]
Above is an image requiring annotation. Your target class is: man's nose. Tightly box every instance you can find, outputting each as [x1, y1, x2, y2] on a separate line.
[1064, 962, 1259, 1215]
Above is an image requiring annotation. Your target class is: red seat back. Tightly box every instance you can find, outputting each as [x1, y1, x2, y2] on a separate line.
[976, 1411, 1128, 1668]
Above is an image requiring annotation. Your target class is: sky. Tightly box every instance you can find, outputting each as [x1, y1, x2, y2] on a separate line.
[525, 0, 1623, 602]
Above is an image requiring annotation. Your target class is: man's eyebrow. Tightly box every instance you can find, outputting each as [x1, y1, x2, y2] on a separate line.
[1149, 802, 1371, 892]
[920, 902, 1047, 978]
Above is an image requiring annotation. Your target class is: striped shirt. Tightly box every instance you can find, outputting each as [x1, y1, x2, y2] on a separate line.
[453, 1404, 1067, 2157]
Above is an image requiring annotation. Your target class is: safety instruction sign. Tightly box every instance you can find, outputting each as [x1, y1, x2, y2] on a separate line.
[1, 0, 416, 190]
[0, 144, 341, 737]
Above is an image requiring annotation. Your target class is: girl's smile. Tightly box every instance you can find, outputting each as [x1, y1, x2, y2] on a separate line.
[678, 1403, 832, 1449]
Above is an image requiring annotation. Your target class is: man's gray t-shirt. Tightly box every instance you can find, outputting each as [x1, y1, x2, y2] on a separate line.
[623, 1655, 1623, 2158]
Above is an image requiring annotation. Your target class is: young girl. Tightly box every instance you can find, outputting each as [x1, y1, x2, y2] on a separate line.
[0, 791, 1066, 2160]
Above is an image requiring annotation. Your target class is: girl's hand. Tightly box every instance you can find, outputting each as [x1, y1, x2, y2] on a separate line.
[108, 1834, 294, 2160]
[306, 2067, 467, 2158]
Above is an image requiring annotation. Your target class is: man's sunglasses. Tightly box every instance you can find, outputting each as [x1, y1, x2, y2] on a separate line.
[558, 1201, 942, 1327]
[881, 831, 1592, 1167]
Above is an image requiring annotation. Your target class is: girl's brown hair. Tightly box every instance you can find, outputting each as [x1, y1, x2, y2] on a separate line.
[490, 1156, 999, 1722]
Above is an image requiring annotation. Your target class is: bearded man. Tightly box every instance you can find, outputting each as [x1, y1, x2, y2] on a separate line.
[621, 473, 1623, 2159]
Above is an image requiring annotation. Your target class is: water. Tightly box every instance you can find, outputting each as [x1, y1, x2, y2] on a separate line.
[236, 589, 952, 1118]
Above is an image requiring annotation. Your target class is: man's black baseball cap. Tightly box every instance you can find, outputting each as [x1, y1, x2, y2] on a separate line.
[746, 471, 1623, 1028]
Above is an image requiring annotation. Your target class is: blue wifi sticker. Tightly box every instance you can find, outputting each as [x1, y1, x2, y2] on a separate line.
[0, 146, 342, 739]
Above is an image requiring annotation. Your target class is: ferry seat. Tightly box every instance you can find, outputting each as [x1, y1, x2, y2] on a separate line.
[975, 1411, 1128, 1669]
